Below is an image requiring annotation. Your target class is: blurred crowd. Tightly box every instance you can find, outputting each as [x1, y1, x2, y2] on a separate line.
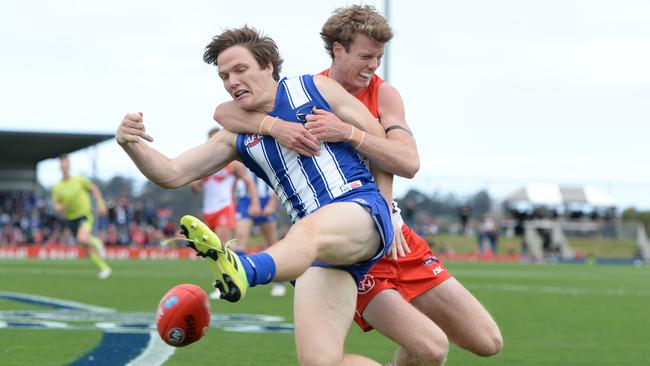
[0, 191, 178, 246]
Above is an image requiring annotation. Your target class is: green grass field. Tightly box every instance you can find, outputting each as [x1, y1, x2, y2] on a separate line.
[1, 258, 648, 365]
[432, 234, 640, 258]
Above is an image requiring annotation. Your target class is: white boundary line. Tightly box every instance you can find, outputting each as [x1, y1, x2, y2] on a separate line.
[126, 331, 176, 366]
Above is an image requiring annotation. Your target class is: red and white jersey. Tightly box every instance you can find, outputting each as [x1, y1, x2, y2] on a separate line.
[201, 164, 236, 214]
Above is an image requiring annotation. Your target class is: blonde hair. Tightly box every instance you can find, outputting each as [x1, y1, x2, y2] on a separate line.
[321, 5, 393, 59]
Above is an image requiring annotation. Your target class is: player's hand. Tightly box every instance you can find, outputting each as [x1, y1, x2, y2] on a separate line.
[248, 202, 262, 217]
[271, 120, 320, 157]
[305, 108, 350, 143]
[116, 112, 154, 146]
[262, 205, 275, 216]
[387, 217, 410, 260]
[97, 205, 108, 217]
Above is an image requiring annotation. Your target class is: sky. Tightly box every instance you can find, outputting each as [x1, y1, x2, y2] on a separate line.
[1, 0, 649, 209]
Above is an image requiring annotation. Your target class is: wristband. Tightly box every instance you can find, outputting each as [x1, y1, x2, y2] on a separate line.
[348, 126, 365, 149]
[346, 126, 356, 141]
[258, 115, 278, 135]
[354, 131, 366, 149]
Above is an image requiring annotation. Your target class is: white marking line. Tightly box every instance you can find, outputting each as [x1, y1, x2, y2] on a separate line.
[0, 291, 114, 313]
[466, 283, 650, 297]
[126, 331, 176, 366]
[0, 267, 206, 280]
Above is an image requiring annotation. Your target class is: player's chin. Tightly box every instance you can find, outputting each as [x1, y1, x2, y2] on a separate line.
[355, 79, 371, 88]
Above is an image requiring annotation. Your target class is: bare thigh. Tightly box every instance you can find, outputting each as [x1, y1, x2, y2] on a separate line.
[294, 267, 358, 365]
[363, 289, 448, 358]
[265, 202, 381, 282]
[76, 225, 91, 246]
[411, 277, 502, 354]
[291, 202, 380, 265]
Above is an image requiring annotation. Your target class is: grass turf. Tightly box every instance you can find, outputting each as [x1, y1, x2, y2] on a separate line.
[0, 259, 648, 365]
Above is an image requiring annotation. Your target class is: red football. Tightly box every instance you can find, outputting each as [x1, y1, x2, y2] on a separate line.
[156, 284, 211, 347]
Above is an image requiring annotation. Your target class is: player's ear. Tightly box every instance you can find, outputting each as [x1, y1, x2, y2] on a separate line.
[264, 61, 274, 76]
[333, 42, 344, 57]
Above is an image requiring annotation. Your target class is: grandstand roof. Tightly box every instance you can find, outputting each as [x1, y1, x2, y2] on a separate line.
[0, 130, 114, 165]
[504, 183, 616, 208]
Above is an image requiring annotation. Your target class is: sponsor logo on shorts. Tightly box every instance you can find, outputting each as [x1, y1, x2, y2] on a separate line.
[351, 197, 368, 206]
[357, 274, 375, 294]
[432, 265, 445, 275]
[423, 256, 440, 266]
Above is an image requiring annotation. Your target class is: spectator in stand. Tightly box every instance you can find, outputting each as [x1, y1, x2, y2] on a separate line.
[402, 198, 416, 228]
[459, 204, 471, 236]
[478, 214, 498, 255]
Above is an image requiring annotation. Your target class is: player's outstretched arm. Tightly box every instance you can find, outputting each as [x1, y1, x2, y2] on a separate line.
[214, 102, 320, 157]
[309, 75, 419, 178]
[116, 112, 238, 189]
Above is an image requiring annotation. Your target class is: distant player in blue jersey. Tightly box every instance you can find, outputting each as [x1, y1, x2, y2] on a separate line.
[116, 26, 400, 364]
[235, 171, 277, 250]
[234, 171, 286, 296]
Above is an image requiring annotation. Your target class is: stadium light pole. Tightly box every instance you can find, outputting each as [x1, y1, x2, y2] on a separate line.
[383, 0, 391, 83]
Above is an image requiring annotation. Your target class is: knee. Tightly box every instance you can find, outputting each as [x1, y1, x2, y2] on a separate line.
[402, 335, 449, 366]
[297, 350, 340, 366]
[474, 328, 503, 357]
[422, 337, 449, 365]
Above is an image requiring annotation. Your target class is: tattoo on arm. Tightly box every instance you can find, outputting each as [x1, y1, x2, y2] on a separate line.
[384, 125, 412, 135]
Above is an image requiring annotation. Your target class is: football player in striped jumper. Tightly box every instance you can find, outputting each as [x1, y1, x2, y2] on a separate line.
[117, 26, 399, 365]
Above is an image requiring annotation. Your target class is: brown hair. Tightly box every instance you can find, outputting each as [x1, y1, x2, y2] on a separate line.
[203, 26, 283, 81]
[320, 5, 393, 59]
[208, 126, 221, 138]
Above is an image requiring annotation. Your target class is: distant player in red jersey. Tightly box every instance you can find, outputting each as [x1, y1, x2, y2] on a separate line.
[191, 127, 260, 300]
[191, 127, 261, 243]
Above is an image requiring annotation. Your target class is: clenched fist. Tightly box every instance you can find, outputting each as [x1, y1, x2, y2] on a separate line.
[116, 112, 154, 146]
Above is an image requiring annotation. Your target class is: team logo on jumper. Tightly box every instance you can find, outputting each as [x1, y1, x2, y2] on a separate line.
[296, 104, 315, 122]
[357, 274, 375, 294]
[423, 256, 440, 266]
[245, 134, 262, 148]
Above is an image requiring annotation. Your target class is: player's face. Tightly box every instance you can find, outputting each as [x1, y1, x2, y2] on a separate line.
[59, 158, 70, 176]
[217, 45, 277, 111]
[333, 34, 385, 94]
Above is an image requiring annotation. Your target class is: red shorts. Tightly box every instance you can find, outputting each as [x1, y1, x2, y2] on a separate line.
[354, 224, 453, 331]
[203, 205, 236, 231]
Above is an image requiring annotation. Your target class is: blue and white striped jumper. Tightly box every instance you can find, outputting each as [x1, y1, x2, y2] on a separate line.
[235, 74, 393, 281]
